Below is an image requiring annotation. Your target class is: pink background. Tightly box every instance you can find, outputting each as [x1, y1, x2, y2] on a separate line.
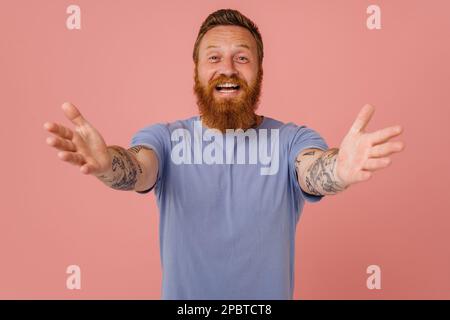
[1, 0, 449, 299]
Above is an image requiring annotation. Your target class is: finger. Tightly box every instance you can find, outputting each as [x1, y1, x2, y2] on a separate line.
[57, 151, 86, 166]
[46, 136, 77, 152]
[80, 163, 100, 175]
[61, 102, 88, 127]
[80, 164, 90, 175]
[369, 141, 405, 158]
[354, 170, 372, 183]
[80, 155, 102, 175]
[43, 122, 74, 140]
[369, 125, 403, 145]
[362, 157, 391, 171]
[349, 104, 375, 134]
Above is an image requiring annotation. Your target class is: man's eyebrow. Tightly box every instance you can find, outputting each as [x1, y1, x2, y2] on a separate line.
[236, 44, 251, 49]
[205, 44, 251, 50]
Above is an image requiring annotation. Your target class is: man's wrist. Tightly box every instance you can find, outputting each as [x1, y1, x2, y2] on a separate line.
[93, 146, 114, 180]
[333, 150, 349, 191]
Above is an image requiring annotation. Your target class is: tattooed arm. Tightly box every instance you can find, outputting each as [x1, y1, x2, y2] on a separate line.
[295, 148, 348, 196]
[96, 145, 159, 192]
[44, 102, 160, 193]
[295, 104, 405, 196]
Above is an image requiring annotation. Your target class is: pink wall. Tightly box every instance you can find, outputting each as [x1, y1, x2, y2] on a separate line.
[1, 0, 449, 299]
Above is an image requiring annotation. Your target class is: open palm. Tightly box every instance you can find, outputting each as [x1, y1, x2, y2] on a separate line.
[336, 104, 405, 187]
[44, 102, 111, 175]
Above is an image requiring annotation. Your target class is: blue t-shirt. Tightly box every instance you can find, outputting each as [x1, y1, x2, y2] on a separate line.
[130, 115, 329, 299]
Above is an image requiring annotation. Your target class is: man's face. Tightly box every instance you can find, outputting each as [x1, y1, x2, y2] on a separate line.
[194, 25, 263, 132]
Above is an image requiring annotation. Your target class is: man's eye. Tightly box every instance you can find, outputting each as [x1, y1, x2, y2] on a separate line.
[237, 56, 248, 62]
[209, 56, 219, 62]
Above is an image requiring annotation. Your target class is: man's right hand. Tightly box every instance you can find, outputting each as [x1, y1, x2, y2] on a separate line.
[44, 102, 111, 176]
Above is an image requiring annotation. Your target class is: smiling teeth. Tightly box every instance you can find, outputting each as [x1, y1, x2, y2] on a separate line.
[218, 83, 238, 87]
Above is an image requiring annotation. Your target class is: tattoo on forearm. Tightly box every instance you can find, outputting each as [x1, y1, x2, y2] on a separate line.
[299, 148, 347, 196]
[97, 145, 144, 191]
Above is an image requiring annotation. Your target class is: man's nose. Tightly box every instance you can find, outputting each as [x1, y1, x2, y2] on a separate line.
[218, 56, 238, 78]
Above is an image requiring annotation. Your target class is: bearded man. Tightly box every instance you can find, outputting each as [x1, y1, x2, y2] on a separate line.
[44, 9, 404, 299]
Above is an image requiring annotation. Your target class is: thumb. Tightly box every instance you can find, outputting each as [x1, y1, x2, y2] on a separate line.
[61, 102, 88, 127]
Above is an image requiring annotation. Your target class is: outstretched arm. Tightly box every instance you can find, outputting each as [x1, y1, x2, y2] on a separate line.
[295, 104, 405, 196]
[44, 102, 158, 192]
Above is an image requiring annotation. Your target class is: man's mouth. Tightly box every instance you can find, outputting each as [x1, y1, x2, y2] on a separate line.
[215, 82, 241, 94]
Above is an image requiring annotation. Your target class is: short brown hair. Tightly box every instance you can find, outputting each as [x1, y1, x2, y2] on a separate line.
[193, 9, 264, 66]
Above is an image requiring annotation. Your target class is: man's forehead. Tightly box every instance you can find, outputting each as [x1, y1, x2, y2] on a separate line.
[201, 26, 255, 49]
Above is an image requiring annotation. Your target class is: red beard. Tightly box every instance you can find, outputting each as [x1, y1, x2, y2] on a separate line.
[193, 66, 263, 133]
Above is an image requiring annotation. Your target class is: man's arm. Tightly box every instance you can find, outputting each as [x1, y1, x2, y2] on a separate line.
[43, 102, 159, 193]
[295, 148, 347, 196]
[96, 145, 159, 192]
[295, 104, 405, 197]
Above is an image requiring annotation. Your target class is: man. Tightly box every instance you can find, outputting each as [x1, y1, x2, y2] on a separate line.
[43, 9, 404, 299]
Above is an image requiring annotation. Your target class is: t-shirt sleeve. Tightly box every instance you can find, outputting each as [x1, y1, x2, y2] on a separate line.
[129, 123, 168, 195]
[288, 124, 329, 203]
